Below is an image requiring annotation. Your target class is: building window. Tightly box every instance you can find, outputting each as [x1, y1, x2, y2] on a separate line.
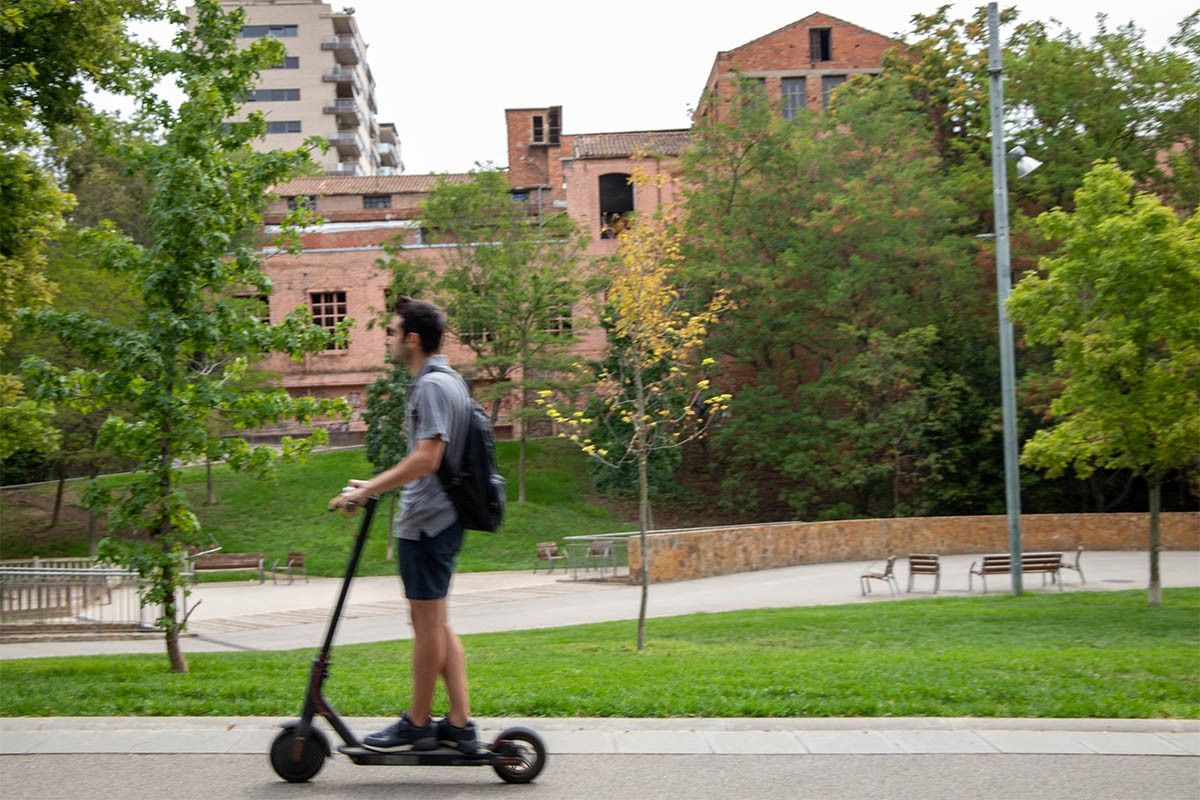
[532, 115, 545, 144]
[510, 191, 530, 203]
[599, 173, 634, 239]
[269, 56, 300, 69]
[234, 293, 270, 324]
[544, 305, 573, 336]
[781, 77, 807, 120]
[363, 194, 391, 209]
[822, 75, 848, 109]
[241, 24, 298, 38]
[286, 195, 313, 211]
[245, 88, 300, 102]
[310, 291, 347, 351]
[810, 28, 832, 61]
[266, 120, 302, 134]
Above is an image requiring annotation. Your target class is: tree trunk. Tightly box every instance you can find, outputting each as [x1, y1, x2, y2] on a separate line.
[205, 456, 217, 505]
[386, 493, 396, 561]
[50, 461, 66, 529]
[518, 346, 529, 505]
[87, 465, 101, 557]
[1148, 476, 1162, 607]
[637, 447, 649, 653]
[634, 372, 649, 652]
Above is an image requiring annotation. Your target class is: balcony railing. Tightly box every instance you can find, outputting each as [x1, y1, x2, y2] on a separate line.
[376, 141, 398, 167]
[323, 98, 364, 126]
[320, 35, 362, 65]
[328, 130, 364, 156]
[327, 162, 364, 176]
[322, 67, 363, 93]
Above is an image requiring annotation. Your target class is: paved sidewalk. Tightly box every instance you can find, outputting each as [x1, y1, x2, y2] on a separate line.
[2, 550, 1197, 659]
[2, 716, 1197, 756]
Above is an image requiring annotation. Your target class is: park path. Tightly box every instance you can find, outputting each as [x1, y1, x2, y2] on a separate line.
[2, 550, 1197, 660]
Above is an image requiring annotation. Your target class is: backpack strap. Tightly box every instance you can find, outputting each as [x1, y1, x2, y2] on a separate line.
[424, 363, 471, 480]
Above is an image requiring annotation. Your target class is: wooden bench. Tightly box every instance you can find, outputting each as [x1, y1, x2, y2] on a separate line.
[271, 552, 308, 585]
[859, 555, 899, 596]
[533, 541, 567, 574]
[968, 552, 1062, 593]
[906, 554, 941, 594]
[192, 552, 265, 584]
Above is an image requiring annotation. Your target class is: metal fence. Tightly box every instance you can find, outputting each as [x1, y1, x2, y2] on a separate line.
[0, 558, 186, 631]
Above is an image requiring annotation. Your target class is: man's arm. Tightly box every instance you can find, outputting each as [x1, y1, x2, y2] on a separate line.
[329, 437, 445, 511]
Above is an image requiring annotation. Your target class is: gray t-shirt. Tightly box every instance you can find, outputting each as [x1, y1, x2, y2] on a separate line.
[394, 355, 471, 540]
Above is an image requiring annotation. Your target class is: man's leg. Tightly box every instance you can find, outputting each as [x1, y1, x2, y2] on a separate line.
[441, 625, 470, 727]
[407, 598, 447, 725]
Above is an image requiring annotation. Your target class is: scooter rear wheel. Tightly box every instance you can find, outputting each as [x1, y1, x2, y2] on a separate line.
[490, 727, 547, 784]
[270, 727, 329, 783]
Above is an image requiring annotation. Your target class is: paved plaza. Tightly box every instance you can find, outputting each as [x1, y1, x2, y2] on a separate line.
[2, 550, 1197, 659]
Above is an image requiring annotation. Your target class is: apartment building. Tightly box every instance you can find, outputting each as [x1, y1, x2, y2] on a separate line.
[193, 1, 401, 176]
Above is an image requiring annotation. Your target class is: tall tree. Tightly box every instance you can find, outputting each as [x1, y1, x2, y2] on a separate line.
[546, 177, 732, 651]
[362, 362, 410, 560]
[1007, 162, 1200, 606]
[387, 169, 588, 504]
[681, 76, 986, 518]
[19, 0, 348, 671]
[1, 0, 167, 458]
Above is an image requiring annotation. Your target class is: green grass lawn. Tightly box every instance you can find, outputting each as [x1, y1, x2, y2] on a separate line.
[0, 439, 634, 576]
[2, 589, 1198, 718]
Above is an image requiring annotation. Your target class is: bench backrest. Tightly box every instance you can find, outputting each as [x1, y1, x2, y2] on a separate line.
[535, 541, 562, 559]
[908, 554, 940, 574]
[193, 553, 264, 569]
[285, 552, 305, 568]
[978, 552, 1062, 573]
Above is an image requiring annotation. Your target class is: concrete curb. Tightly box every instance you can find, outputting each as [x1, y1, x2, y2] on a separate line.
[1, 717, 1196, 757]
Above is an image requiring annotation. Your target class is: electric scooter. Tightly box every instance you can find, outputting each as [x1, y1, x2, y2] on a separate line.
[269, 495, 547, 784]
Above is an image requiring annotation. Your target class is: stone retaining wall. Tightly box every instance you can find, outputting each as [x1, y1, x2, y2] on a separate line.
[625, 513, 1200, 584]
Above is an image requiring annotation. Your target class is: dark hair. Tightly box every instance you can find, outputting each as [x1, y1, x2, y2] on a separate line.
[393, 296, 445, 354]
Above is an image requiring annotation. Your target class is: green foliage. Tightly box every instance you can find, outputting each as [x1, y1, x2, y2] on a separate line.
[1008, 162, 1200, 483]
[0, 441, 633, 574]
[1, 1, 168, 459]
[382, 168, 589, 502]
[362, 362, 410, 475]
[14, 0, 347, 669]
[2, 589, 1197, 718]
[683, 77, 988, 517]
[1006, 13, 1200, 210]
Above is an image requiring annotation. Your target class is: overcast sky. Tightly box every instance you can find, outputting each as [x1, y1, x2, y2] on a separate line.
[98, 1, 1194, 174]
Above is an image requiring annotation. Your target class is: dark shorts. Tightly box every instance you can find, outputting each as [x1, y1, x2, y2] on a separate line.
[397, 520, 464, 601]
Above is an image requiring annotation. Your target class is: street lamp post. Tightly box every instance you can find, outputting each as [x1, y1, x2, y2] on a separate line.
[987, 1, 1025, 596]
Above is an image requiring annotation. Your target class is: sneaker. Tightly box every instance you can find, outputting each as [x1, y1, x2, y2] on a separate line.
[437, 717, 482, 754]
[362, 712, 437, 752]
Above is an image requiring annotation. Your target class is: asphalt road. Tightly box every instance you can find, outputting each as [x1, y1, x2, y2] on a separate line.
[4, 753, 1198, 800]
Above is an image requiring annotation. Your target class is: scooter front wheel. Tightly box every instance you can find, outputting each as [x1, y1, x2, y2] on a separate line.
[270, 726, 329, 783]
[490, 727, 547, 784]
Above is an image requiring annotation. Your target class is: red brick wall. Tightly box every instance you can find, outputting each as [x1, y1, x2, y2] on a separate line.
[627, 513, 1200, 583]
[702, 13, 905, 118]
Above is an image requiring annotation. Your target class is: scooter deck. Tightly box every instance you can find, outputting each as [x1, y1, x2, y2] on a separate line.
[338, 744, 492, 767]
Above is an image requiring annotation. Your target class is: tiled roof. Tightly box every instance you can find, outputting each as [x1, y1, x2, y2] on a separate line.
[572, 130, 691, 159]
[270, 173, 474, 196]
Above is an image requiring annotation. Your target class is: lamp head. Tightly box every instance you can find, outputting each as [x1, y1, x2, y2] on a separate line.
[1007, 145, 1042, 178]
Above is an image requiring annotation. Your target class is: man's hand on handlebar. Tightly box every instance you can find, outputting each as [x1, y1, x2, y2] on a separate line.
[328, 479, 371, 514]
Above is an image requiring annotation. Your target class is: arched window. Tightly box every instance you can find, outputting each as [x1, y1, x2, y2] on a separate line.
[598, 173, 633, 239]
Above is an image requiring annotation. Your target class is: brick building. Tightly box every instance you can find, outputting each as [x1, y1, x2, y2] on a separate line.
[697, 12, 900, 120]
[255, 12, 896, 439]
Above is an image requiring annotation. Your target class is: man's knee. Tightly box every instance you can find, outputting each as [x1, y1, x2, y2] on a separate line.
[409, 598, 447, 632]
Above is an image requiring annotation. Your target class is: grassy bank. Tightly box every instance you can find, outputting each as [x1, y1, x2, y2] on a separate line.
[2, 589, 1197, 718]
[0, 439, 634, 576]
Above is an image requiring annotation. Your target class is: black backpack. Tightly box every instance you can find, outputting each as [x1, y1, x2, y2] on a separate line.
[429, 365, 506, 532]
